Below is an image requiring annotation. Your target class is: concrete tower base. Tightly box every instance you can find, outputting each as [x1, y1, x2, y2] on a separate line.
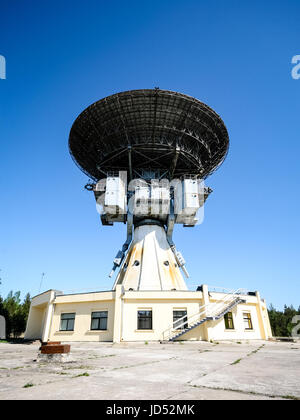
[113, 223, 188, 291]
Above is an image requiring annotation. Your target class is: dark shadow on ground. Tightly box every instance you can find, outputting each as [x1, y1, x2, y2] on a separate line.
[0, 338, 40, 345]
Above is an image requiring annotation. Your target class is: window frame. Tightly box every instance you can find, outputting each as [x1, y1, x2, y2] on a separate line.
[173, 310, 188, 330]
[60, 313, 75, 332]
[243, 312, 253, 330]
[137, 310, 152, 330]
[90, 311, 108, 331]
[224, 311, 234, 330]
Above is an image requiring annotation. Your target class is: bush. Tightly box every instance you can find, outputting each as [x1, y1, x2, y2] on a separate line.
[268, 304, 300, 337]
[0, 291, 31, 338]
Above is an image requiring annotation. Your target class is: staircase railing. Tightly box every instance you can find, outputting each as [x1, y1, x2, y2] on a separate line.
[162, 304, 208, 341]
[206, 288, 248, 318]
[161, 288, 247, 341]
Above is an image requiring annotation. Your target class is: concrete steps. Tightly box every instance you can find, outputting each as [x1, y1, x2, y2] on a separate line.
[170, 298, 246, 341]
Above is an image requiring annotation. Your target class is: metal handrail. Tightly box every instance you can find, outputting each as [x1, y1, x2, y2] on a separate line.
[207, 285, 235, 293]
[161, 287, 247, 341]
[206, 288, 247, 317]
[162, 305, 208, 341]
[209, 287, 248, 296]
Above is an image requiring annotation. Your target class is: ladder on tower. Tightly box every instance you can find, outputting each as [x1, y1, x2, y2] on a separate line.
[161, 288, 247, 342]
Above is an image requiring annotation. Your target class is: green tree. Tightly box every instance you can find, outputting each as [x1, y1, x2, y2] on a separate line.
[284, 305, 298, 337]
[0, 296, 9, 334]
[268, 304, 300, 337]
[22, 293, 31, 319]
[1, 291, 31, 338]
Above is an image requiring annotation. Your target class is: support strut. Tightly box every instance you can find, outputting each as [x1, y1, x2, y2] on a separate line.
[109, 210, 133, 277]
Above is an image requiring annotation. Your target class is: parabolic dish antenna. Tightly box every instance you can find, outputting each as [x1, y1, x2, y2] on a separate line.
[69, 89, 229, 181]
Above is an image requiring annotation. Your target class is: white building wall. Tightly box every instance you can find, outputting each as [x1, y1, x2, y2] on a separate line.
[49, 300, 115, 342]
[25, 287, 272, 343]
[121, 298, 205, 341]
[207, 303, 263, 341]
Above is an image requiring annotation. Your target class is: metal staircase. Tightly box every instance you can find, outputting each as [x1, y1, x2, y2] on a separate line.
[162, 288, 247, 342]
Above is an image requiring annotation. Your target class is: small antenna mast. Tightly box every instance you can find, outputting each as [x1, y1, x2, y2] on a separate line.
[39, 272, 45, 293]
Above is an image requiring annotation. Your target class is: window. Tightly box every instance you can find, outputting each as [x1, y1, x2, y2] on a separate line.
[137, 310, 152, 330]
[60, 313, 75, 331]
[224, 312, 234, 330]
[91, 311, 108, 331]
[173, 310, 188, 330]
[243, 312, 253, 330]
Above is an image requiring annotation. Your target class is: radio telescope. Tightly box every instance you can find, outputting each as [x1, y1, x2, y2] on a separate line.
[69, 89, 229, 291]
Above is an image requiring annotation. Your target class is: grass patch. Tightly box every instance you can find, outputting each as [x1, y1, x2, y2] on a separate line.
[23, 382, 34, 388]
[113, 360, 161, 371]
[113, 365, 130, 370]
[144, 341, 148, 345]
[74, 372, 89, 378]
[63, 365, 91, 370]
[88, 354, 116, 359]
[247, 344, 265, 357]
[231, 358, 242, 365]
[190, 384, 299, 400]
[281, 395, 300, 400]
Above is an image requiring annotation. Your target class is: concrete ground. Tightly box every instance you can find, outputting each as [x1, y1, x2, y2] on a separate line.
[0, 340, 299, 400]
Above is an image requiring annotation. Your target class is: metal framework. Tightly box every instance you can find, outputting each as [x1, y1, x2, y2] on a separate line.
[69, 89, 229, 181]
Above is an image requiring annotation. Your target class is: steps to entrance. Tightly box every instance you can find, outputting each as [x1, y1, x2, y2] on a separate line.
[170, 298, 245, 341]
[162, 289, 248, 342]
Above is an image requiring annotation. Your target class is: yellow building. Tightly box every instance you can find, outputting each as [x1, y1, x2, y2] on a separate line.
[25, 226, 272, 343]
[25, 283, 272, 343]
[25, 223, 272, 342]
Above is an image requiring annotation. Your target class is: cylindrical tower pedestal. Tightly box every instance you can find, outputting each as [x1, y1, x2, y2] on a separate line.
[114, 223, 188, 291]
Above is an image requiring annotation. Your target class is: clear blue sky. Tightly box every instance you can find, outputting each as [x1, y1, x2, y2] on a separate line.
[0, 0, 299, 310]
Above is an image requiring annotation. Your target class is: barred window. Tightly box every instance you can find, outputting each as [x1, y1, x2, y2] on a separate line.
[137, 310, 152, 330]
[224, 312, 234, 330]
[60, 313, 75, 331]
[91, 311, 108, 330]
[173, 310, 188, 330]
[243, 312, 253, 330]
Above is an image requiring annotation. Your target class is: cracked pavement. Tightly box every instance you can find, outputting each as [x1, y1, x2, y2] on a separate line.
[0, 340, 299, 400]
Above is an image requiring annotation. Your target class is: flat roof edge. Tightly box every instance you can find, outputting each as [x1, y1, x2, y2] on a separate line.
[55, 290, 114, 297]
